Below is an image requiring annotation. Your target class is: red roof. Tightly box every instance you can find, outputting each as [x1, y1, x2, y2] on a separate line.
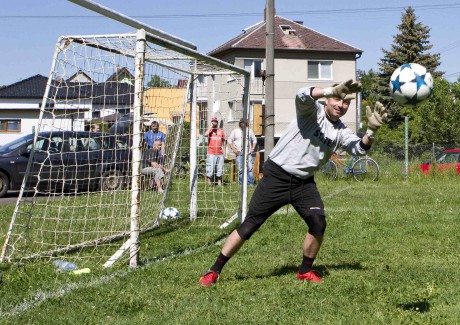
[208, 16, 362, 56]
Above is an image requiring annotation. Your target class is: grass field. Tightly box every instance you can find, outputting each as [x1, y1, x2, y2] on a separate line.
[0, 175, 459, 324]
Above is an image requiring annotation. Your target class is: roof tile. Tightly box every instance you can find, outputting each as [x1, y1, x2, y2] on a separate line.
[208, 16, 362, 56]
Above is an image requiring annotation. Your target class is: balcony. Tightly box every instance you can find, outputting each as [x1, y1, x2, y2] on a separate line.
[250, 78, 264, 95]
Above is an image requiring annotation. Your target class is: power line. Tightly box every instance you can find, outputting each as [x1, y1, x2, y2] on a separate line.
[2, 3, 460, 19]
[436, 40, 460, 53]
[444, 71, 460, 79]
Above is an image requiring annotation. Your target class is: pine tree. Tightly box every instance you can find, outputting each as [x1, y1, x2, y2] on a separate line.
[372, 6, 442, 133]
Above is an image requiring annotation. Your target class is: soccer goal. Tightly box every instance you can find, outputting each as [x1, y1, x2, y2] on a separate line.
[0, 28, 251, 267]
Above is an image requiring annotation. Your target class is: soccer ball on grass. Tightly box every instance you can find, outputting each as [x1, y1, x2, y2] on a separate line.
[389, 63, 433, 106]
[161, 207, 180, 220]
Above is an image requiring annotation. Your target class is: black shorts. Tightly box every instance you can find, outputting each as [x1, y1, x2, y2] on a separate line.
[245, 159, 325, 227]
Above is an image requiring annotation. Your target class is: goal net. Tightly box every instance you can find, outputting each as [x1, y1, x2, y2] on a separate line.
[1, 29, 250, 267]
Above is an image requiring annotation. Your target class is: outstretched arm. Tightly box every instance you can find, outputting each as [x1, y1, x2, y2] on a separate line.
[310, 79, 362, 100]
[362, 101, 387, 145]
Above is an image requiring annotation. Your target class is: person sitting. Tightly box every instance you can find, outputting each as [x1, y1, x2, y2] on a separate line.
[141, 139, 168, 192]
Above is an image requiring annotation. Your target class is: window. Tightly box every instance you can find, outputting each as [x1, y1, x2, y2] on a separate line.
[0, 133, 33, 154]
[198, 101, 208, 134]
[33, 136, 63, 153]
[197, 75, 207, 86]
[308, 61, 332, 80]
[227, 101, 235, 122]
[244, 59, 263, 79]
[280, 25, 296, 36]
[0, 119, 21, 132]
[439, 153, 460, 164]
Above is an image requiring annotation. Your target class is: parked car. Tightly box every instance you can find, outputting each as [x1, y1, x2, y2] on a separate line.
[420, 149, 460, 175]
[0, 131, 131, 197]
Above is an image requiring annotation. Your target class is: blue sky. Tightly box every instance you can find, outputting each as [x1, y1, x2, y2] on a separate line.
[1, 0, 459, 86]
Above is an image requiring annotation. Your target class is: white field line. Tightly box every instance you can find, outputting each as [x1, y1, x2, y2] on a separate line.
[0, 238, 226, 319]
[1, 185, 353, 319]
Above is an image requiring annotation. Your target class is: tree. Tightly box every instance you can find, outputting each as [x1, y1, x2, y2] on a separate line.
[415, 79, 460, 144]
[357, 69, 379, 103]
[372, 6, 442, 139]
[147, 75, 172, 88]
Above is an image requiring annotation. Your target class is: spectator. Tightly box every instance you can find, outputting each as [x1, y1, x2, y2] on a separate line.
[91, 124, 100, 132]
[141, 139, 168, 193]
[228, 118, 258, 185]
[205, 117, 226, 186]
[144, 121, 166, 153]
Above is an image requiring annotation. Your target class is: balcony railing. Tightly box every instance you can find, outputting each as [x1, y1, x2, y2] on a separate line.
[250, 78, 264, 95]
[195, 77, 264, 99]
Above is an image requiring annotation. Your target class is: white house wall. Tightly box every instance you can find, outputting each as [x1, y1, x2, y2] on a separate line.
[221, 50, 360, 136]
[0, 110, 38, 144]
[0, 98, 89, 145]
[274, 57, 358, 136]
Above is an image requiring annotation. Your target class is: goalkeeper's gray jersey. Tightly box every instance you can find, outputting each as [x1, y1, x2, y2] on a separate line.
[269, 87, 367, 179]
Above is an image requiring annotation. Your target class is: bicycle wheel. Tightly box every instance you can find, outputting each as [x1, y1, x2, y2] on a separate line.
[197, 160, 207, 178]
[351, 158, 379, 181]
[174, 166, 187, 178]
[321, 160, 338, 180]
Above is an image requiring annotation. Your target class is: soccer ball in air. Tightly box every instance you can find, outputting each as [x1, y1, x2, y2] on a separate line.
[161, 207, 180, 220]
[389, 63, 433, 106]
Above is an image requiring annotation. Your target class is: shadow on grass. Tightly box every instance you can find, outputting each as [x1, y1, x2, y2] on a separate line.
[231, 262, 365, 281]
[397, 299, 430, 313]
[138, 232, 229, 266]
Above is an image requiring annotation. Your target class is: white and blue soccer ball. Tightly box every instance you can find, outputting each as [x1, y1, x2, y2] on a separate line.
[389, 63, 433, 106]
[161, 207, 180, 220]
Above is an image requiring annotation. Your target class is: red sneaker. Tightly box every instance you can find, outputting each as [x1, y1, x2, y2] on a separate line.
[296, 270, 322, 283]
[199, 270, 219, 287]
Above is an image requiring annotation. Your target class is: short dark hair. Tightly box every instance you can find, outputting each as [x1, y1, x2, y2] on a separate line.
[151, 121, 159, 127]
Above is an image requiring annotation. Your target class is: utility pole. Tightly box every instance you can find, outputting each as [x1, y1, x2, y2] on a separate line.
[264, 0, 275, 162]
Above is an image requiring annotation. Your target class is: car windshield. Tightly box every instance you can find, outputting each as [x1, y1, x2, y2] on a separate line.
[425, 151, 460, 164]
[0, 134, 34, 154]
[437, 152, 459, 164]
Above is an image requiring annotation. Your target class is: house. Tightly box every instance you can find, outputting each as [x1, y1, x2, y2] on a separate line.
[207, 15, 363, 138]
[143, 83, 190, 130]
[0, 70, 194, 146]
[0, 75, 49, 144]
[0, 71, 135, 145]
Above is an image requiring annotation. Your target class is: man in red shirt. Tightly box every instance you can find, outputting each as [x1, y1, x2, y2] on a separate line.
[205, 117, 226, 186]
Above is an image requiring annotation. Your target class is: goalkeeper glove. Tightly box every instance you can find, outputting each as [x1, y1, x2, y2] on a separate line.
[365, 101, 387, 138]
[323, 79, 362, 99]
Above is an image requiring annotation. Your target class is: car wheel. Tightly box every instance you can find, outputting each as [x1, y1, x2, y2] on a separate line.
[0, 171, 10, 198]
[100, 170, 125, 191]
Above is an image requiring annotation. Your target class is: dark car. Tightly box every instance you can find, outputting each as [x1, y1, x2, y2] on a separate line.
[420, 149, 460, 175]
[0, 131, 131, 197]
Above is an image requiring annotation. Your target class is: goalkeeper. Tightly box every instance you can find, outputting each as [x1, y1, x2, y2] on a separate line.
[199, 80, 387, 286]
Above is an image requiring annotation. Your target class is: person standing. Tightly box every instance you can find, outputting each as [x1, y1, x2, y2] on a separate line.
[228, 118, 258, 185]
[143, 121, 166, 153]
[199, 80, 387, 286]
[205, 117, 226, 186]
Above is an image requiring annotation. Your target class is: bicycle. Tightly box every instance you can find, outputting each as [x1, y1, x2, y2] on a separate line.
[173, 154, 207, 178]
[321, 153, 379, 181]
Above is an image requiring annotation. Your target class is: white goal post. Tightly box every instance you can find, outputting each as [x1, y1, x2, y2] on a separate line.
[0, 24, 251, 267]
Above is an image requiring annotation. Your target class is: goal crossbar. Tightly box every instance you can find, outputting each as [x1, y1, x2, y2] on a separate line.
[68, 0, 197, 50]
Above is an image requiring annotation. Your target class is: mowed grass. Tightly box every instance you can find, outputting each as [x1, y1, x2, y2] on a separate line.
[0, 176, 459, 324]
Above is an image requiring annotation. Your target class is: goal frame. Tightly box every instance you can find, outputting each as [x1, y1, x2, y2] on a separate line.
[1, 31, 251, 267]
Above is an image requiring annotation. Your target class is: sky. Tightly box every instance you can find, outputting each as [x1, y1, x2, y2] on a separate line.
[1, 0, 459, 86]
